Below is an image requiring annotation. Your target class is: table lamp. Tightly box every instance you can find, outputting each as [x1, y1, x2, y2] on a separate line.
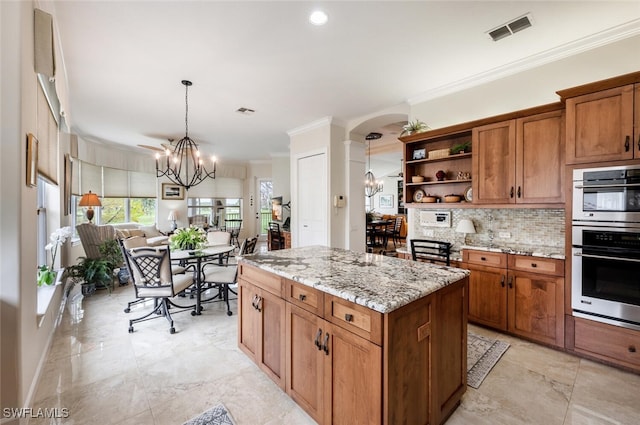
[78, 191, 102, 223]
[168, 210, 178, 231]
[455, 218, 476, 245]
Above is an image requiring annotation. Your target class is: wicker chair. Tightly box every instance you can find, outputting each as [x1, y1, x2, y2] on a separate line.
[76, 223, 116, 259]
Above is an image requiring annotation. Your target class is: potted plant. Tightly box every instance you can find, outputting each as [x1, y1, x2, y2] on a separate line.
[170, 226, 207, 251]
[38, 226, 72, 287]
[400, 119, 430, 136]
[63, 256, 115, 296]
[450, 141, 471, 154]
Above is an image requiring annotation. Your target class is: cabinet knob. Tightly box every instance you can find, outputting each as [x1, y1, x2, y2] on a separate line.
[481, 257, 486, 261]
[629, 345, 637, 353]
[345, 313, 354, 322]
[299, 294, 307, 301]
[531, 263, 537, 268]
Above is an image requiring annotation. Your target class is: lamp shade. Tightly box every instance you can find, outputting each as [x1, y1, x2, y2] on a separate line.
[78, 191, 102, 207]
[167, 210, 177, 221]
[455, 219, 476, 234]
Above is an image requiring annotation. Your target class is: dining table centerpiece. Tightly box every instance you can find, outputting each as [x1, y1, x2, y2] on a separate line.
[170, 226, 207, 251]
[38, 226, 72, 287]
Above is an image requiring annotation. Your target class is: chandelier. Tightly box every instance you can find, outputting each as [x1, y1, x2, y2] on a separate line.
[156, 80, 216, 191]
[364, 133, 383, 198]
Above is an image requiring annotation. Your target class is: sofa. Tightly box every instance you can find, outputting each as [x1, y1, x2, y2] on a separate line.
[111, 223, 170, 246]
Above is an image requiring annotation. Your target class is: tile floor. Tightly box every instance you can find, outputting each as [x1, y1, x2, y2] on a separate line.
[30, 272, 640, 425]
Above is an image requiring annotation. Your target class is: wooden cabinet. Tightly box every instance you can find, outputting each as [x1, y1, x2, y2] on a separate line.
[573, 317, 640, 371]
[472, 110, 564, 204]
[464, 252, 508, 330]
[464, 250, 565, 347]
[237, 265, 286, 389]
[286, 300, 383, 425]
[565, 84, 637, 164]
[239, 262, 468, 425]
[402, 131, 472, 206]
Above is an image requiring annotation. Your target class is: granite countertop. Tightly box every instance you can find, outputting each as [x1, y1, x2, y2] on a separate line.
[239, 246, 469, 314]
[396, 244, 565, 260]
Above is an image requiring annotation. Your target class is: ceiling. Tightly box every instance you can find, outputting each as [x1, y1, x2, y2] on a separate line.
[49, 1, 640, 172]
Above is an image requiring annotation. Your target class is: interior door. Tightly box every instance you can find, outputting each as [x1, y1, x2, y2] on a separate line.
[297, 152, 327, 247]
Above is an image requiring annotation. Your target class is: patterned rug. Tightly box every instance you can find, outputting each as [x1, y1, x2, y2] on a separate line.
[183, 404, 236, 425]
[467, 332, 510, 389]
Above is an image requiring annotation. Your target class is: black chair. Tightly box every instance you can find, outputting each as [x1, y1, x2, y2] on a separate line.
[202, 235, 259, 316]
[386, 216, 404, 248]
[410, 239, 452, 266]
[224, 219, 242, 248]
[124, 246, 195, 333]
[269, 222, 285, 250]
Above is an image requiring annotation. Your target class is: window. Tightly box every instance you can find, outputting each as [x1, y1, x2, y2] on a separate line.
[72, 196, 157, 231]
[37, 177, 48, 267]
[188, 197, 242, 229]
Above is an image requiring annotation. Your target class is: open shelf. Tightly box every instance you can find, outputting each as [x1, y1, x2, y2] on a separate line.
[406, 179, 471, 187]
[406, 152, 471, 165]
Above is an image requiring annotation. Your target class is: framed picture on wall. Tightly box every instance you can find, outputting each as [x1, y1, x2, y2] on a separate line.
[161, 183, 184, 200]
[271, 196, 283, 221]
[379, 194, 393, 208]
[26, 133, 38, 187]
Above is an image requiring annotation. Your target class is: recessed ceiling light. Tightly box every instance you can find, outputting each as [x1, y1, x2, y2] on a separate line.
[309, 10, 328, 26]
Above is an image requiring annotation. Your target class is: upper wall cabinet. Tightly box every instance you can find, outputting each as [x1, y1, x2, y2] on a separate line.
[472, 109, 565, 205]
[565, 84, 638, 164]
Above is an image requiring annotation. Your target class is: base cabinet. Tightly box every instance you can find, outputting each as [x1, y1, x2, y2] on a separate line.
[240, 263, 468, 425]
[572, 317, 640, 372]
[464, 250, 565, 347]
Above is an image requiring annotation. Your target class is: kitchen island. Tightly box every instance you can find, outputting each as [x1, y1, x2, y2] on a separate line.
[237, 246, 470, 425]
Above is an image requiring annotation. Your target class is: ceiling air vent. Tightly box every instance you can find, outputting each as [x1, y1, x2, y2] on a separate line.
[236, 107, 255, 115]
[487, 14, 532, 41]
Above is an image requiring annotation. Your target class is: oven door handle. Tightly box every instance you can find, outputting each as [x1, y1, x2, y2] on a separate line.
[574, 183, 640, 189]
[574, 252, 640, 263]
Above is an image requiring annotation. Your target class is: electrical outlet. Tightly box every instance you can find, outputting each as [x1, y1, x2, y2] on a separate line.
[499, 232, 511, 239]
[423, 229, 435, 237]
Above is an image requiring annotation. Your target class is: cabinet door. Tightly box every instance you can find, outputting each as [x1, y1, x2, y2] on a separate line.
[238, 280, 259, 360]
[285, 303, 325, 424]
[472, 120, 516, 204]
[566, 84, 635, 164]
[258, 289, 286, 389]
[507, 271, 564, 347]
[635, 84, 640, 157]
[467, 265, 507, 330]
[324, 323, 382, 425]
[516, 110, 564, 203]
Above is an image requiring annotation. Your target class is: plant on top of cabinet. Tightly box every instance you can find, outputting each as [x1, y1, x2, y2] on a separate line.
[401, 119, 430, 136]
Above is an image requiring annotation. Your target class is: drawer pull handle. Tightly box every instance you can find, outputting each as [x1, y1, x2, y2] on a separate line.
[531, 263, 537, 268]
[508, 276, 513, 289]
[510, 186, 514, 198]
[251, 295, 258, 310]
[345, 313, 354, 322]
[517, 186, 521, 198]
[500, 276, 505, 287]
[255, 296, 262, 312]
[299, 294, 307, 301]
[625, 135, 630, 152]
[323, 333, 330, 355]
[314, 328, 323, 350]
[629, 345, 637, 353]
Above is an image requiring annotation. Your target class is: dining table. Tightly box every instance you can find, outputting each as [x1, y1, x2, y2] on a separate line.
[171, 245, 235, 315]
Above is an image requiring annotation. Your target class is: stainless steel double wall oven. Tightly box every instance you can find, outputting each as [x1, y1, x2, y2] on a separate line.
[572, 165, 640, 330]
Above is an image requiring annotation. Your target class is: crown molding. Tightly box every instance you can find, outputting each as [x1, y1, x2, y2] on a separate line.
[408, 19, 640, 105]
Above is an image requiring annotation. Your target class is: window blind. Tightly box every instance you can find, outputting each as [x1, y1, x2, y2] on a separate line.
[36, 84, 58, 185]
[80, 161, 101, 196]
[103, 167, 129, 197]
[129, 171, 157, 198]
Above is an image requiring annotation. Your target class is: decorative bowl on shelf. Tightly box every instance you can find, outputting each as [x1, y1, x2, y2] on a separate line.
[444, 195, 461, 203]
[422, 195, 438, 203]
[412, 175, 425, 183]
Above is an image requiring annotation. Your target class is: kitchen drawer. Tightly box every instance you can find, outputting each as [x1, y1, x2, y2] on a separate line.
[463, 250, 507, 268]
[574, 317, 640, 370]
[285, 279, 323, 316]
[508, 255, 564, 277]
[324, 295, 383, 346]
[238, 263, 283, 297]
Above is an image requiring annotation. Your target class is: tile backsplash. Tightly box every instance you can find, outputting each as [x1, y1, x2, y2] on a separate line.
[408, 208, 565, 254]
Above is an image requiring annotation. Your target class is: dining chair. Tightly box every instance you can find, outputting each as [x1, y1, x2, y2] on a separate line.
[410, 239, 452, 266]
[201, 235, 258, 316]
[124, 246, 195, 333]
[386, 216, 404, 248]
[269, 222, 285, 250]
[224, 219, 242, 248]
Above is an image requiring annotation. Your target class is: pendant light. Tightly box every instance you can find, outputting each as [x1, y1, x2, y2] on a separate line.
[156, 80, 216, 191]
[364, 132, 383, 198]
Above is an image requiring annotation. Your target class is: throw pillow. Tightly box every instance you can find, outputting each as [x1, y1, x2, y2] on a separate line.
[129, 229, 145, 238]
[139, 225, 162, 238]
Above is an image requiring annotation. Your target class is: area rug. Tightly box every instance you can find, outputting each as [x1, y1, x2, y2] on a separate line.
[467, 332, 510, 389]
[183, 403, 236, 425]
